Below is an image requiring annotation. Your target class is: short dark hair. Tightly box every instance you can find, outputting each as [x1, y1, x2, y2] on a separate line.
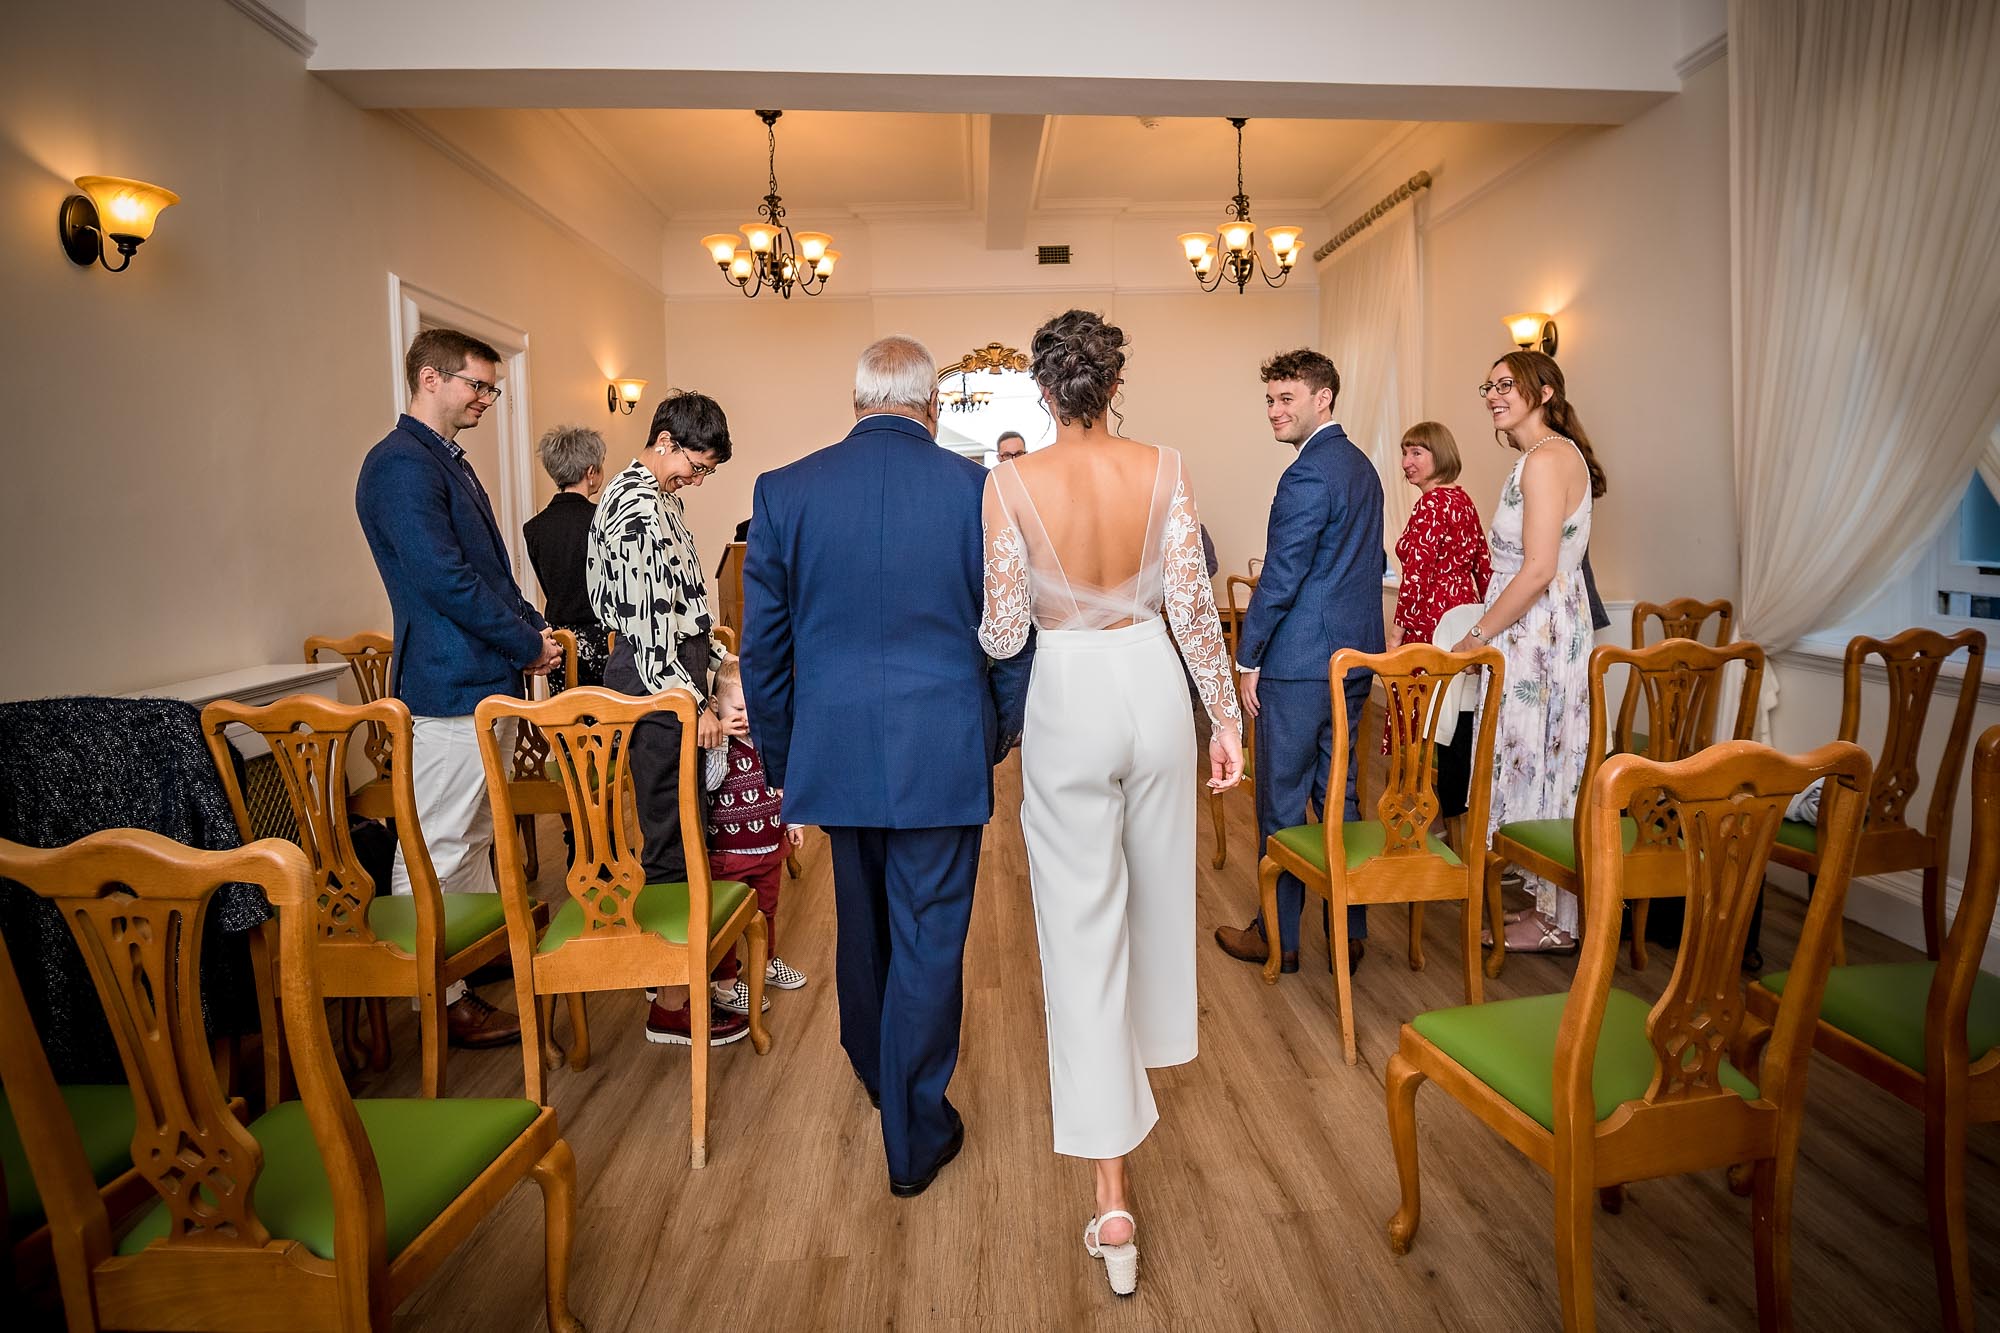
[1259, 348, 1339, 407]
[646, 389, 731, 463]
[405, 327, 502, 396]
[996, 431, 1026, 446]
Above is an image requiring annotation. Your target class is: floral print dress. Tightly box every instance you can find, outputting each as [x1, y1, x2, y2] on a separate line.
[1477, 441, 1594, 934]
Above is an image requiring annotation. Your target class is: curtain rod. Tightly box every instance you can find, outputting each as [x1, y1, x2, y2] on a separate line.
[1312, 171, 1433, 263]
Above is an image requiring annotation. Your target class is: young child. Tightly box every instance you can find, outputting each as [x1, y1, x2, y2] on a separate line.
[704, 656, 807, 1014]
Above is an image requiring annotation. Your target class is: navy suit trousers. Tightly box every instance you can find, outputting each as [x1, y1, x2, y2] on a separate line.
[1255, 672, 1372, 952]
[825, 824, 982, 1184]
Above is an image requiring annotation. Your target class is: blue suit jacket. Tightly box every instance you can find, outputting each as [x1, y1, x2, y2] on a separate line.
[355, 415, 546, 717]
[1237, 422, 1387, 681]
[741, 415, 1033, 830]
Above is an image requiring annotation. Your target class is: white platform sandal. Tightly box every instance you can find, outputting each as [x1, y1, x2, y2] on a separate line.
[1084, 1211, 1138, 1296]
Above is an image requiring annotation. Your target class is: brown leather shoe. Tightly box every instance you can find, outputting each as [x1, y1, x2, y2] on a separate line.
[1215, 920, 1297, 973]
[447, 991, 522, 1048]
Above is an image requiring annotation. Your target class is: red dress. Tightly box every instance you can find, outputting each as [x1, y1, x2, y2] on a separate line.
[1392, 484, 1492, 644]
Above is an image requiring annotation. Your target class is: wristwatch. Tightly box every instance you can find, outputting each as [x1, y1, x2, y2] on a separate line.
[1467, 625, 1488, 642]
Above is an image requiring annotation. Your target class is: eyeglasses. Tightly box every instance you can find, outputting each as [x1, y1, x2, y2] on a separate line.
[438, 369, 504, 401]
[674, 444, 717, 478]
[1476, 377, 1518, 399]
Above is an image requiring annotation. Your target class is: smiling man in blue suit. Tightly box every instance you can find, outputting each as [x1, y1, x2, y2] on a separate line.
[355, 328, 562, 1049]
[742, 335, 1033, 1198]
[1215, 348, 1386, 978]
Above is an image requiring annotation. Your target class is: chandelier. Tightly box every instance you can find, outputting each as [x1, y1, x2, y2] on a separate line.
[940, 370, 993, 413]
[700, 110, 837, 299]
[1176, 118, 1302, 295]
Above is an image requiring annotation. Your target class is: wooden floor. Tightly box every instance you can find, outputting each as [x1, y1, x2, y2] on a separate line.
[365, 748, 2000, 1331]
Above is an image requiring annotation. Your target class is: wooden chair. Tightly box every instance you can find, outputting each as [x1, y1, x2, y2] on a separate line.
[1623, 599, 1735, 752]
[1746, 723, 2000, 1332]
[0, 829, 582, 1332]
[3, 1087, 150, 1297]
[303, 633, 395, 821]
[202, 696, 527, 1099]
[1386, 739, 1872, 1332]
[477, 686, 771, 1168]
[1485, 639, 1766, 977]
[1768, 628, 1986, 962]
[717, 541, 747, 633]
[1200, 569, 1258, 871]
[511, 629, 579, 881]
[1257, 643, 1505, 1064]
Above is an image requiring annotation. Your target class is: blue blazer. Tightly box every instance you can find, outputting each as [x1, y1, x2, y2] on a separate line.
[355, 415, 546, 718]
[741, 414, 1033, 830]
[1237, 422, 1387, 681]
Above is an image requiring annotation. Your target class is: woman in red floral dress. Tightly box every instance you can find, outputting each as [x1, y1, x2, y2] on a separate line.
[1387, 421, 1490, 818]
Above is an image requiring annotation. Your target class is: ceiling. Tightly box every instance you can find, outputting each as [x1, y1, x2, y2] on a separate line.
[556, 109, 1415, 220]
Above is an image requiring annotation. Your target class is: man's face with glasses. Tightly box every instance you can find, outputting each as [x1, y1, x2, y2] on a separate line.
[429, 358, 504, 433]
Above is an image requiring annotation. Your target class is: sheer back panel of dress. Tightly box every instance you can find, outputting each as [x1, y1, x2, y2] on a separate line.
[990, 444, 1172, 631]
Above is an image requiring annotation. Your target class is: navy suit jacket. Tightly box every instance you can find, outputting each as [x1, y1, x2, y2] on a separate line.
[742, 414, 1033, 830]
[1237, 422, 1387, 681]
[355, 414, 546, 717]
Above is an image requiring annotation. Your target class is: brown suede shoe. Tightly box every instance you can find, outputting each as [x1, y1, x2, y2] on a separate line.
[446, 991, 522, 1048]
[1215, 920, 1297, 973]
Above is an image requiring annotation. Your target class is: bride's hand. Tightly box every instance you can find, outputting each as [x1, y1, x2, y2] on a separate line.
[1207, 726, 1244, 792]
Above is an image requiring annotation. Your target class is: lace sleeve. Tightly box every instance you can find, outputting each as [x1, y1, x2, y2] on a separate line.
[1161, 471, 1242, 732]
[977, 476, 1032, 659]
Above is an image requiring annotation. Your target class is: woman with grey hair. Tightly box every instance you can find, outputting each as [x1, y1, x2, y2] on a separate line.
[523, 424, 610, 686]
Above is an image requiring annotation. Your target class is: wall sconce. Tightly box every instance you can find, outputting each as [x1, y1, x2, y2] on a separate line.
[607, 378, 649, 415]
[1504, 311, 1558, 357]
[59, 176, 180, 273]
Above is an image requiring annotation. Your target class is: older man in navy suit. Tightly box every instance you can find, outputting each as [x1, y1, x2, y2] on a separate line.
[742, 336, 1032, 1198]
[356, 328, 561, 1048]
[1215, 349, 1386, 977]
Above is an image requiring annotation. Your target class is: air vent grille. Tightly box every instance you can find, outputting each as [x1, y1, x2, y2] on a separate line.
[1036, 245, 1071, 265]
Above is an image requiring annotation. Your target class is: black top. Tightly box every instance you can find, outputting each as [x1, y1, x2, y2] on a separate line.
[523, 491, 601, 629]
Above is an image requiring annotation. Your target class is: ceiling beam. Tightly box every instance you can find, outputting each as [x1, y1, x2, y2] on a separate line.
[983, 114, 1045, 250]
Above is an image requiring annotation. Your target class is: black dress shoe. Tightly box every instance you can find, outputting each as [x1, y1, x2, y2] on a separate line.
[890, 1112, 965, 1198]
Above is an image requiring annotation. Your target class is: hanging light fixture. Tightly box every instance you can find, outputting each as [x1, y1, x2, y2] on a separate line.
[940, 369, 992, 413]
[699, 110, 835, 300]
[1176, 118, 1300, 295]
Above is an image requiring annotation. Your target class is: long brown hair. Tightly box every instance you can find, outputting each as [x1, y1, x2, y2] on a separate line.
[1492, 350, 1607, 498]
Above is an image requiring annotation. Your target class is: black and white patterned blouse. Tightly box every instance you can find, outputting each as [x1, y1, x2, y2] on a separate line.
[585, 459, 721, 700]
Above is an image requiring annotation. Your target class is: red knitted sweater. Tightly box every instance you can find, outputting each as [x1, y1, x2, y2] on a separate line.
[705, 736, 786, 856]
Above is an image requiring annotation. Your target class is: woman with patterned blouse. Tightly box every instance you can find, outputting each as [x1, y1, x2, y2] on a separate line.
[1385, 421, 1491, 820]
[586, 389, 745, 1044]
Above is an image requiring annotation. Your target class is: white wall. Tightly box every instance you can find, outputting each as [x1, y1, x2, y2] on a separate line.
[0, 0, 667, 699]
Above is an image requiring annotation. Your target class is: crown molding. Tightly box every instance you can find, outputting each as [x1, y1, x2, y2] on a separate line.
[220, 0, 315, 57]
[384, 110, 665, 298]
[549, 110, 671, 225]
[1421, 125, 1592, 232]
[1316, 122, 1426, 213]
[1675, 32, 1727, 81]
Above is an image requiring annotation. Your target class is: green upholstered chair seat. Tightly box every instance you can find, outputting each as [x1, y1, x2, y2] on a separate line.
[365, 891, 508, 957]
[1270, 822, 1462, 874]
[1410, 988, 1759, 1131]
[4, 1084, 134, 1230]
[118, 1098, 538, 1260]
[1495, 816, 1640, 872]
[1762, 963, 2000, 1075]
[1774, 819, 1817, 854]
[538, 878, 752, 953]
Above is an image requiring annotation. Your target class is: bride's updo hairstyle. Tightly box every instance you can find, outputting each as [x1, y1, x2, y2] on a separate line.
[1031, 309, 1127, 429]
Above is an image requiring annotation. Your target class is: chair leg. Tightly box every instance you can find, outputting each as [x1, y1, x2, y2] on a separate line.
[249, 921, 285, 1111]
[565, 993, 591, 1071]
[522, 814, 540, 879]
[689, 989, 711, 1169]
[522, 995, 549, 1106]
[1750, 1156, 1795, 1333]
[1483, 855, 1508, 980]
[1462, 880, 1484, 1006]
[1330, 893, 1358, 1065]
[1926, 1071, 1976, 1332]
[746, 917, 773, 1056]
[1208, 791, 1228, 870]
[1922, 863, 1947, 963]
[1629, 899, 1650, 971]
[1553, 1155, 1598, 1333]
[365, 998, 391, 1072]
[529, 1136, 586, 1333]
[418, 980, 448, 1098]
[1258, 859, 1284, 985]
[1385, 1051, 1426, 1254]
[1407, 902, 1426, 971]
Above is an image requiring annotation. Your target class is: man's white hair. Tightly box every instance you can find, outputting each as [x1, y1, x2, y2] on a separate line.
[854, 335, 936, 414]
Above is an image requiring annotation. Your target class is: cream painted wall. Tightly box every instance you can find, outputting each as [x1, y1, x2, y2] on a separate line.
[0, 0, 667, 699]
[662, 287, 1316, 588]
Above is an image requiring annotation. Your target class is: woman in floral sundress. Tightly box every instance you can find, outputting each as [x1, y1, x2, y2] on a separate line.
[1448, 350, 1608, 952]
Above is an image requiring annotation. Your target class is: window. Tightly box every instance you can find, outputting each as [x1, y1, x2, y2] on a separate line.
[1931, 473, 2000, 623]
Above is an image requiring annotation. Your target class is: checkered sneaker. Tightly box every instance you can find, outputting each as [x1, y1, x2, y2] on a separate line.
[714, 978, 771, 1015]
[765, 956, 808, 990]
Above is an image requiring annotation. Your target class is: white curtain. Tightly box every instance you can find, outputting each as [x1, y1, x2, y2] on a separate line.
[1318, 203, 1422, 569]
[1731, 0, 2000, 732]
